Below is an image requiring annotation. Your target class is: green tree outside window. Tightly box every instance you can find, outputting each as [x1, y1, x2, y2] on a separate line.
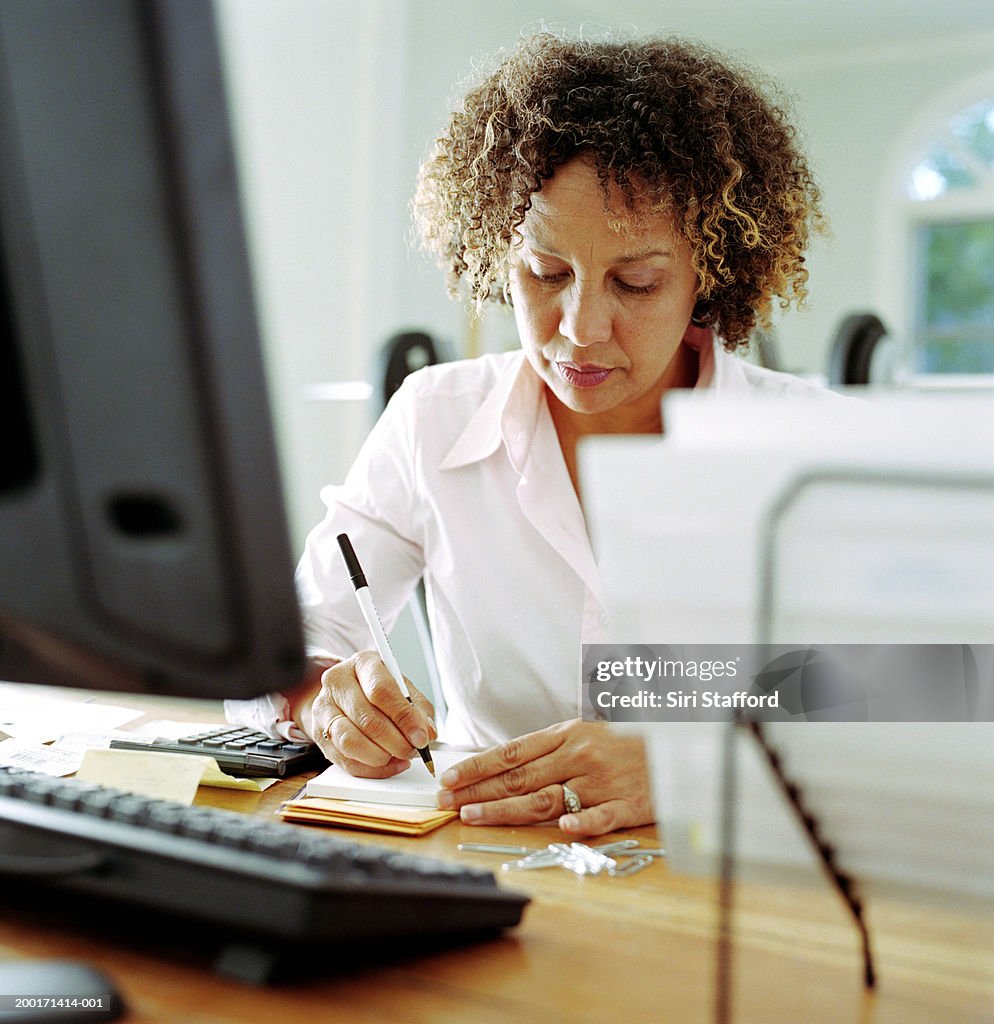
[908, 97, 994, 374]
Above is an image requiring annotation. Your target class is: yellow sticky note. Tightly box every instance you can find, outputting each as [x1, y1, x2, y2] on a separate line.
[77, 747, 211, 805]
[199, 759, 279, 791]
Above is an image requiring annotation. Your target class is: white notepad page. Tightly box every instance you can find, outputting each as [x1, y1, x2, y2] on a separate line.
[306, 748, 468, 807]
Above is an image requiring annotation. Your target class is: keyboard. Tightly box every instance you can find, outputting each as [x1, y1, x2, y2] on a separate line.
[0, 766, 529, 982]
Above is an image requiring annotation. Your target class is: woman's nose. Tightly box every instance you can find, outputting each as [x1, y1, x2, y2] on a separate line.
[558, 282, 612, 347]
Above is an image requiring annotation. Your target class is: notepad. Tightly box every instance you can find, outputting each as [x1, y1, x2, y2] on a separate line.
[305, 748, 466, 807]
[277, 798, 457, 836]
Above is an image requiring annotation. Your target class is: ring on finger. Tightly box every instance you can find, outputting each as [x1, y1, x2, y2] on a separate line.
[320, 715, 348, 742]
[562, 782, 582, 815]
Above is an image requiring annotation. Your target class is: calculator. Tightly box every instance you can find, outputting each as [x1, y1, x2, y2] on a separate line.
[109, 726, 327, 778]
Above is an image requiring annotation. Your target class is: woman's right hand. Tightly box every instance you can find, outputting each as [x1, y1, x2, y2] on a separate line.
[308, 651, 437, 778]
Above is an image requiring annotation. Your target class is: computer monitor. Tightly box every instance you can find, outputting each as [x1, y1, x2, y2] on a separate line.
[0, 0, 306, 699]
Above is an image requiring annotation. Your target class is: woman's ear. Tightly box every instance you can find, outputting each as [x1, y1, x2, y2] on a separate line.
[681, 320, 713, 352]
[690, 297, 715, 327]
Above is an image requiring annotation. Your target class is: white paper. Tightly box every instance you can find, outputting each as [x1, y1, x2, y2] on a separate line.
[306, 749, 468, 807]
[581, 392, 994, 645]
[125, 719, 218, 740]
[647, 720, 994, 908]
[0, 683, 144, 744]
[0, 737, 84, 776]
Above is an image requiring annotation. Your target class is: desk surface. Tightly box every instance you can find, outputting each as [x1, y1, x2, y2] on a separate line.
[1, 692, 991, 1023]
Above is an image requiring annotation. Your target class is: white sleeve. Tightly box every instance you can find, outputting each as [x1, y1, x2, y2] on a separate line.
[295, 378, 428, 661]
[223, 692, 310, 742]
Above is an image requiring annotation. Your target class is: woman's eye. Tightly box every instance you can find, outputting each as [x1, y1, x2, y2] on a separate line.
[528, 266, 569, 285]
[615, 278, 657, 295]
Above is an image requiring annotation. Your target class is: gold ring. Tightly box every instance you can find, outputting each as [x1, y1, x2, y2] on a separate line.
[320, 716, 347, 742]
[562, 783, 582, 814]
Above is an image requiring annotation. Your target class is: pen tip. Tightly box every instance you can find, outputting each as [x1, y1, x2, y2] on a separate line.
[426, 760, 436, 777]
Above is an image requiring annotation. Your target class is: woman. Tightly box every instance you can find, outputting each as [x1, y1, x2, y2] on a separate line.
[232, 32, 825, 837]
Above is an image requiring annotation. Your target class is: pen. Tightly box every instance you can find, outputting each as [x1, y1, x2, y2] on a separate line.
[337, 532, 435, 776]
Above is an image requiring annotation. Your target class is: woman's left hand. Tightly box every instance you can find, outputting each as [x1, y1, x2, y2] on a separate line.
[435, 720, 653, 837]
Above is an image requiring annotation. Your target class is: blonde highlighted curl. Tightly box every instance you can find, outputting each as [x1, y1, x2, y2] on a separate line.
[412, 33, 824, 349]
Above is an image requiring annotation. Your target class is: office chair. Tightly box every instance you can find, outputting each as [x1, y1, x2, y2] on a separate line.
[827, 312, 889, 385]
[376, 331, 447, 409]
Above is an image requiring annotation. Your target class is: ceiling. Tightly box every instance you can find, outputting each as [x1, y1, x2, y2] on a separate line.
[551, 0, 994, 63]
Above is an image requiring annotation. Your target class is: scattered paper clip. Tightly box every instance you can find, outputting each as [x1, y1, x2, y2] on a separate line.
[607, 854, 655, 878]
[501, 847, 565, 871]
[593, 839, 641, 856]
[563, 842, 618, 875]
[456, 843, 539, 855]
[495, 839, 663, 878]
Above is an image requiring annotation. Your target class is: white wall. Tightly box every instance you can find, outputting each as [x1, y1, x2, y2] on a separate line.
[396, 4, 994, 376]
[215, 1, 994, 549]
[766, 36, 994, 373]
[216, 0, 413, 548]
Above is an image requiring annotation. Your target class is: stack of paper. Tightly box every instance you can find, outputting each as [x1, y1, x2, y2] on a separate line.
[278, 749, 467, 836]
[278, 798, 456, 836]
[581, 391, 994, 909]
[652, 720, 994, 908]
[582, 391, 994, 644]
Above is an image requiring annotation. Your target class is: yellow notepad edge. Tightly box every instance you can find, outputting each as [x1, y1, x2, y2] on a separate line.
[278, 796, 458, 836]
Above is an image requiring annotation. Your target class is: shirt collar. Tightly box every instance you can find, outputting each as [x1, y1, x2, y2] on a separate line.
[440, 351, 542, 471]
[440, 333, 744, 472]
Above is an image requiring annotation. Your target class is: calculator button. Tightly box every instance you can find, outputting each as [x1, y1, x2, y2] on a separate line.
[281, 744, 308, 753]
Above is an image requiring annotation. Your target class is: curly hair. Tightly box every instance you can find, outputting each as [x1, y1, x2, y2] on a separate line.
[412, 32, 824, 349]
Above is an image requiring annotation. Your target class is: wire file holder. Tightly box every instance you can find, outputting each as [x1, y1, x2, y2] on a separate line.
[714, 464, 994, 1024]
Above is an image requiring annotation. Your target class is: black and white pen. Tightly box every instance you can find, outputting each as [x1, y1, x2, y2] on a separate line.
[336, 532, 435, 777]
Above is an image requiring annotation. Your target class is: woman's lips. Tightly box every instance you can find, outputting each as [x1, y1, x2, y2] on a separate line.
[556, 362, 614, 388]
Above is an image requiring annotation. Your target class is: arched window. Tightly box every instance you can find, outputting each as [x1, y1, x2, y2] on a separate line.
[905, 95, 994, 373]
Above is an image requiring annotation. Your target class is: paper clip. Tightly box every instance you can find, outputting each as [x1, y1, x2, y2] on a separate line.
[501, 847, 564, 871]
[523, 842, 619, 876]
[563, 842, 617, 875]
[593, 839, 641, 856]
[498, 839, 662, 877]
[457, 843, 538, 856]
[608, 854, 655, 878]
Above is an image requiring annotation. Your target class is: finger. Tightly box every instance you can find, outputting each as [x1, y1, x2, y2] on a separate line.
[439, 723, 569, 791]
[313, 677, 414, 768]
[437, 749, 569, 809]
[325, 750, 413, 780]
[328, 653, 425, 759]
[315, 711, 400, 769]
[351, 650, 434, 750]
[456, 784, 563, 826]
[559, 799, 636, 838]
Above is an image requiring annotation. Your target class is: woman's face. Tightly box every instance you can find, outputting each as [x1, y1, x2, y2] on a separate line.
[508, 157, 700, 434]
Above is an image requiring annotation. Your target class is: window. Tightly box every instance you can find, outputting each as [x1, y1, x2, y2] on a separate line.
[907, 96, 994, 373]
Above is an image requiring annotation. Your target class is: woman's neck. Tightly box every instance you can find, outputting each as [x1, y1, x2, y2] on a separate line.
[548, 341, 699, 496]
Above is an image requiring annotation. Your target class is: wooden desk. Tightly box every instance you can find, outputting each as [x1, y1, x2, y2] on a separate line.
[1, 693, 991, 1023]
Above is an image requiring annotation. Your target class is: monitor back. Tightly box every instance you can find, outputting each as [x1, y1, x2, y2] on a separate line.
[0, 0, 305, 697]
